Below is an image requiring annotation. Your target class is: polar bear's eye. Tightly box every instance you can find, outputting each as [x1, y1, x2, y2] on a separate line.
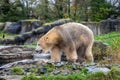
[44, 37, 48, 41]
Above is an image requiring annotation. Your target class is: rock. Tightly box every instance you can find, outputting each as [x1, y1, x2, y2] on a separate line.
[0, 58, 116, 78]
[47, 61, 53, 65]
[0, 77, 5, 80]
[0, 75, 23, 80]
[32, 21, 43, 29]
[105, 64, 112, 69]
[33, 54, 51, 60]
[4, 22, 12, 32]
[20, 19, 43, 34]
[100, 18, 120, 33]
[86, 66, 110, 74]
[0, 46, 34, 64]
[25, 67, 30, 72]
[11, 48, 23, 53]
[38, 67, 47, 74]
[72, 64, 77, 70]
[2, 50, 9, 54]
[0, 71, 4, 75]
[53, 70, 61, 75]
[0, 19, 72, 45]
[4, 68, 10, 72]
[0, 59, 34, 70]
[4, 21, 22, 34]
[0, 23, 5, 30]
[14, 36, 25, 45]
[3, 19, 43, 35]
[93, 40, 112, 61]
[0, 40, 12, 45]
[62, 72, 68, 76]
[54, 62, 64, 67]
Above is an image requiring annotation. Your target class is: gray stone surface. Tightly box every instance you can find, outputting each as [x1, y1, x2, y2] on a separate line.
[0, 46, 34, 64]
[33, 54, 51, 60]
[0, 75, 23, 80]
[4, 21, 22, 34]
[0, 59, 116, 80]
[0, 23, 5, 30]
[4, 22, 12, 33]
[0, 46, 11, 49]
[86, 66, 110, 74]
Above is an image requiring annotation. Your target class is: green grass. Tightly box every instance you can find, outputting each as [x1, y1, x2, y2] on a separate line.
[95, 32, 120, 64]
[0, 30, 18, 40]
[95, 32, 120, 50]
[11, 67, 24, 75]
[21, 66, 120, 80]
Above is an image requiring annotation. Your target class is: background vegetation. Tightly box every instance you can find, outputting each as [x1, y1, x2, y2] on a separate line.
[0, 0, 120, 22]
[95, 32, 120, 64]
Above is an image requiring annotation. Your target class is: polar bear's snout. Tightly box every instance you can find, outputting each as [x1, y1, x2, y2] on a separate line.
[35, 44, 43, 53]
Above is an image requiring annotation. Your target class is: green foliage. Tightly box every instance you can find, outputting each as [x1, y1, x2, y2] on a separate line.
[0, 30, 17, 40]
[21, 74, 39, 80]
[21, 66, 120, 80]
[95, 32, 120, 50]
[87, 72, 107, 80]
[108, 66, 120, 80]
[11, 67, 24, 75]
[0, 0, 119, 22]
[95, 32, 120, 63]
[0, 0, 29, 22]
[90, 0, 112, 21]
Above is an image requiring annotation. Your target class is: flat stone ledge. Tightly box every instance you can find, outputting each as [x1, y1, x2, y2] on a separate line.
[0, 46, 34, 64]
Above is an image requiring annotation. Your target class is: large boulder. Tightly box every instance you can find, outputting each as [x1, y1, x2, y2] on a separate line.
[100, 18, 120, 34]
[0, 23, 5, 30]
[4, 22, 12, 32]
[92, 40, 112, 61]
[0, 19, 73, 45]
[0, 46, 34, 64]
[3, 19, 43, 34]
[4, 21, 21, 34]
[20, 19, 43, 34]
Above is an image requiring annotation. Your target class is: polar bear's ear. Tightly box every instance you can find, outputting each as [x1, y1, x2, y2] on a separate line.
[44, 37, 48, 41]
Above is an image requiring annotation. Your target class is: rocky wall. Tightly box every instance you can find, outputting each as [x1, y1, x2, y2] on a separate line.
[3, 19, 43, 34]
[0, 19, 73, 45]
[0, 18, 120, 45]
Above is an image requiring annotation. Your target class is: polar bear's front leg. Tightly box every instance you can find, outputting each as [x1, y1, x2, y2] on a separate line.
[51, 47, 62, 62]
[64, 47, 78, 63]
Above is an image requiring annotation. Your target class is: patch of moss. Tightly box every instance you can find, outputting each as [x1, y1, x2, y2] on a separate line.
[0, 30, 18, 40]
[35, 27, 44, 31]
[95, 32, 120, 63]
[95, 32, 120, 48]
[22, 19, 41, 22]
[44, 22, 52, 26]
[30, 68, 38, 74]
[11, 67, 24, 75]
